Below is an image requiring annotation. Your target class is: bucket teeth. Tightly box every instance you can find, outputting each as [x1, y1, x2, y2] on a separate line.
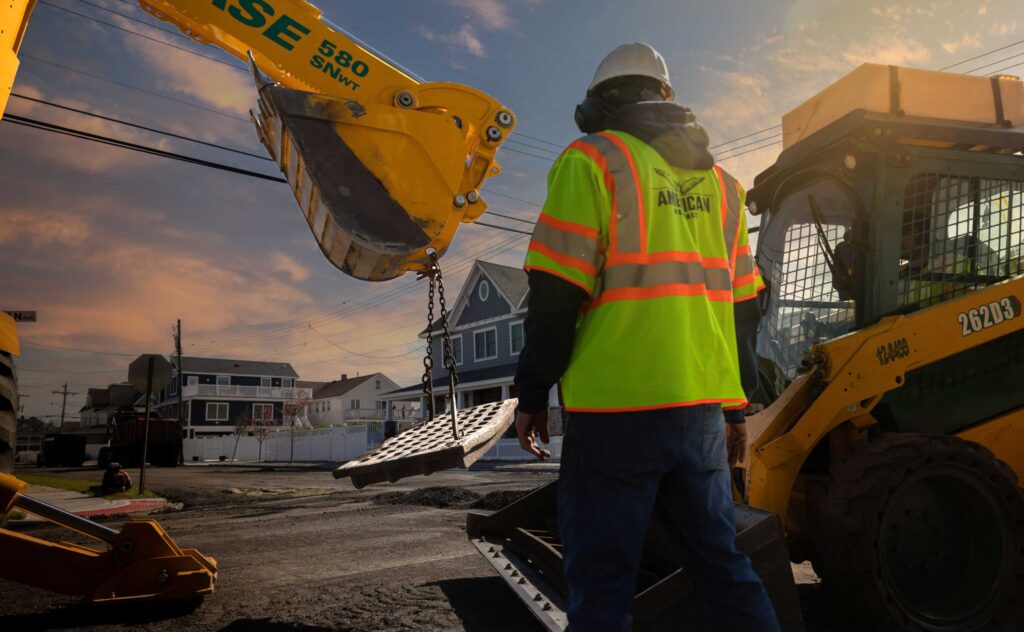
[248, 55, 431, 281]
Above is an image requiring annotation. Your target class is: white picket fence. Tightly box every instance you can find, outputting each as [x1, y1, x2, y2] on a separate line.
[482, 436, 563, 461]
[183, 424, 563, 464]
[183, 424, 377, 463]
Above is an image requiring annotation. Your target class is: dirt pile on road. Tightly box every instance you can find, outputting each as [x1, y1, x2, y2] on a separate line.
[469, 489, 532, 510]
[372, 486, 535, 510]
[374, 486, 482, 508]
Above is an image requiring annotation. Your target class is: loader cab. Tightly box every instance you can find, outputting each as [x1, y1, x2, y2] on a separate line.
[749, 109, 1024, 387]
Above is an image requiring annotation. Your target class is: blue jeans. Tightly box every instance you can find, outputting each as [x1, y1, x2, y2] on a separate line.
[557, 404, 781, 632]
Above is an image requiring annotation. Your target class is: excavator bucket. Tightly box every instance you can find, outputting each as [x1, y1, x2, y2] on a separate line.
[141, 0, 516, 281]
[467, 482, 805, 631]
[248, 63, 515, 280]
[333, 399, 517, 488]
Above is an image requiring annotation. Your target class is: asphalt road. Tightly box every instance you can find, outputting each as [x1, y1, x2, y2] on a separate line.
[0, 465, 844, 631]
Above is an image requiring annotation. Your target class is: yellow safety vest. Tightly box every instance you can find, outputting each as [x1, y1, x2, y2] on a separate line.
[524, 130, 764, 412]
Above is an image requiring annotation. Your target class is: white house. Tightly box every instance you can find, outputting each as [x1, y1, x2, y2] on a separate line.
[304, 373, 406, 426]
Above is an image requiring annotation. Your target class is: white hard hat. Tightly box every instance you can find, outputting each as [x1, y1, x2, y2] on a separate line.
[589, 43, 674, 100]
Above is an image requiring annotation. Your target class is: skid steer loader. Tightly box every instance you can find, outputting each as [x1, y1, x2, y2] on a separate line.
[339, 65, 1024, 631]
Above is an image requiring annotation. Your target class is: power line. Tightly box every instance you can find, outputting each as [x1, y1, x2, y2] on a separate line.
[962, 50, 1024, 75]
[11, 93, 271, 161]
[2, 113, 287, 183]
[473, 220, 534, 236]
[20, 340, 141, 356]
[187, 227, 531, 353]
[75, 0, 185, 38]
[38, 0, 244, 70]
[22, 54, 250, 122]
[940, 39, 1024, 70]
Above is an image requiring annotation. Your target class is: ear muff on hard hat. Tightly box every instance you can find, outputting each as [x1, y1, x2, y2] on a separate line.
[574, 94, 612, 134]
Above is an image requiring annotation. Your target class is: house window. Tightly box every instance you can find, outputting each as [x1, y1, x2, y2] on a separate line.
[376, 401, 387, 411]
[216, 375, 230, 386]
[253, 403, 274, 421]
[283, 378, 294, 387]
[451, 335, 463, 365]
[260, 377, 272, 388]
[206, 402, 228, 421]
[187, 376, 198, 386]
[375, 379, 381, 390]
[351, 399, 360, 409]
[478, 280, 490, 302]
[325, 401, 331, 412]
[169, 378, 177, 396]
[510, 321, 525, 355]
[474, 327, 497, 361]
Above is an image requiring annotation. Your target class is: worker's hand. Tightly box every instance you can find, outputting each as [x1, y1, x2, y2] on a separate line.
[727, 422, 748, 468]
[516, 409, 551, 461]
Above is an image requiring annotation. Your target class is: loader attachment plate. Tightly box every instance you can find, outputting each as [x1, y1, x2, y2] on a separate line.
[467, 481, 805, 631]
[333, 399, 518, 488]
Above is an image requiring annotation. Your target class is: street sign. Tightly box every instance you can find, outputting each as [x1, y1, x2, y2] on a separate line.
[4, 311, 36, 322]
[128, 354, 173, 393]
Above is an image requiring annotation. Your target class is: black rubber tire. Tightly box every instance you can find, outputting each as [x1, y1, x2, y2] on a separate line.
[815, 434, 1024, 631]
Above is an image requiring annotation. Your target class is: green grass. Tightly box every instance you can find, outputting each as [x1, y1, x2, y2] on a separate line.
[17, 474, 94, 493]
[17, 474, 159, 499]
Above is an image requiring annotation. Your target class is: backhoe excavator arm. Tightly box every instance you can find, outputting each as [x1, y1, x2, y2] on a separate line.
[143, 0, 517, 280]
[2, 0, 517, 280]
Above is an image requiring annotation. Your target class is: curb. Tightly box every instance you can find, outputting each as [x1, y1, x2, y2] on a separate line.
[75, 499, 168, 518]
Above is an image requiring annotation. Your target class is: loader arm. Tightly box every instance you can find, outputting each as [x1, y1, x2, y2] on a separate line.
[745, 278, 1024, 531]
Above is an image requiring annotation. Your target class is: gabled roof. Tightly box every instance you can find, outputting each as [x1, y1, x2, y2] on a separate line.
[312, 374, 377, 400]
[422, 260, 528, 334]
[477, 261, 529, 307]
[176, 356, 299, 378]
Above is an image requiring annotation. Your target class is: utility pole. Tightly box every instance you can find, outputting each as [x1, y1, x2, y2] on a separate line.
[51, 383, 79, 434]
[175, 319, 184, 430]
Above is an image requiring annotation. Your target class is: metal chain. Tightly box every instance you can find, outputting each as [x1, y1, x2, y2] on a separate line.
[421, 262, 437, 421]
[433, 256, 462, 439]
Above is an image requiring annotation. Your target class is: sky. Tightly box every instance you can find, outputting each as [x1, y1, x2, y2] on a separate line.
[1, 0, 1021, 420]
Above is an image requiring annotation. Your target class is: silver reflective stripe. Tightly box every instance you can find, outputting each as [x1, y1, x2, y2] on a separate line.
[575, 134, 643, 254]
[602, 262, 733, 292]
[718, 168, 742, 265]
[734, 252, 756, 279]
[531, 221, 602, 267]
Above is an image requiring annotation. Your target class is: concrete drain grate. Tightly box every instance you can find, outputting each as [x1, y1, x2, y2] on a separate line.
[333, 399, 518, 489]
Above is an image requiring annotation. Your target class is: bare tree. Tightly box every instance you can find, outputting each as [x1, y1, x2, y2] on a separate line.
[231, 415, 250, 463]
[251, 416, 274, 463]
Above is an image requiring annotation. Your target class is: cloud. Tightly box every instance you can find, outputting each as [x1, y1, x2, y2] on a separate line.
[843, 37, 932, 66]
[272, 252, 312, 282]
[941, 33, 982, 54]
[416, 24, 487, 58]
[446, 0, 511, 30]
[108, 15, 253, 116]
[0, 208, 92, 250]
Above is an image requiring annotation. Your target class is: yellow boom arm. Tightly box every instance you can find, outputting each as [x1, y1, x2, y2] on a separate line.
[143, 0, 517, 280]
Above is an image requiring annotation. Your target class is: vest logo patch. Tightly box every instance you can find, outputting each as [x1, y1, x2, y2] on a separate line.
[653, 168, 711, 219]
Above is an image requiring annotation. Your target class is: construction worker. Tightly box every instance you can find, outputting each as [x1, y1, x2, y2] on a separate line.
[514, 43, 780, 631]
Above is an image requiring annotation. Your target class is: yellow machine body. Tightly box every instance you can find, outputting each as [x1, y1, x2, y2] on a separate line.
[0, 0, 34, 120]
[0, 473, 218, 602]
[744, 279, 1024, 534]
[0, 312, 19, 357]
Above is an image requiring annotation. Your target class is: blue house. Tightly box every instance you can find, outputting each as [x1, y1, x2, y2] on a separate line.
[153, 357, 312, 438]
[381, 261, 543, 415]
